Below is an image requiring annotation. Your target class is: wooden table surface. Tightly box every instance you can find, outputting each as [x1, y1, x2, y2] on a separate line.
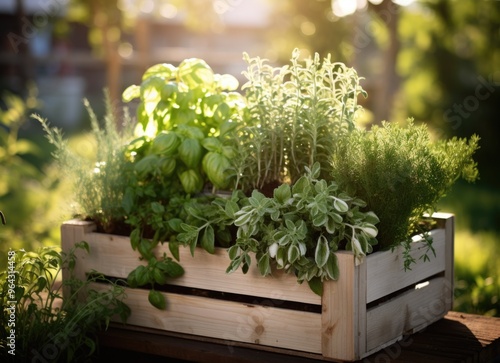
[97, 311, 500, 363]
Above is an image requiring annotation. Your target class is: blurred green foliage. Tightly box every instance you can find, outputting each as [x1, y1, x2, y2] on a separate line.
[0, 88, 71, 270]
[439, 183, 499, 317]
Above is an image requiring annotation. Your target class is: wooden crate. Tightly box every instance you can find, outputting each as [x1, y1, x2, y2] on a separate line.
[61, 213, 454, 361]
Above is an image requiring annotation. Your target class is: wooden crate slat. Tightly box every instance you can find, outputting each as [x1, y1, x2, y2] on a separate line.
[165, 244, 320, 305]
[76, 227, 321, 305]
[365, 276, 450, 354]
[89, 282, 323, 354]
[366, 228, 446, 303]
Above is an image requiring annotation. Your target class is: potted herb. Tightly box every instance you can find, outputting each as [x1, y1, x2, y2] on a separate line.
[48, 49, 478, 361]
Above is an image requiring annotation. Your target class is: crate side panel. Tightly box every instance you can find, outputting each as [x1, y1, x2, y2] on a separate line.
[365, 276, 450, 353]
[366, 228, 446, 303]
[76, 230, 321, 305]
[90, 283, 323, 354]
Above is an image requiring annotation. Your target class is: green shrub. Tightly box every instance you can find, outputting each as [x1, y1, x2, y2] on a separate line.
[331, 119, 479, 250]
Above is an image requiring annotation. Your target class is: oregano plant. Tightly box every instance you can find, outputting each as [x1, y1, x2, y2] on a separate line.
[226, 163, 379, 295]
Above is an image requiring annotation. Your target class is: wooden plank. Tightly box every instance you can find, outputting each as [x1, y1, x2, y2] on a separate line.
[90, 282, 323, 354]
[66, 224, 321, 305]
[167, 245, 320, 305]
[357, 254, 368, 357]
[442, 214, 455, 312]
[321, 251, 359, 361]
[366, 228, 446, 303]
[61, 220, 96, 297]
[365, 276, 450, 353]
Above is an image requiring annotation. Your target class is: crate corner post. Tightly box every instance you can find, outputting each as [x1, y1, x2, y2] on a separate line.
[321, 251, 366, 361]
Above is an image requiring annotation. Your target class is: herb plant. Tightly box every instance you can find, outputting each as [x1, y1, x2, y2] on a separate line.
[331, 119, 479, 251]
[0, 244, 130, 362]
[226, 163, 378, 295]
[35, 91, 135, 233]
[119, 59, 247, 308]
[122, 58, 245, 194]
[234, 48, 366, 193]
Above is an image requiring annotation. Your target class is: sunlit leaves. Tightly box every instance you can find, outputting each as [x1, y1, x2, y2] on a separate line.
[227, 162, 379, 295]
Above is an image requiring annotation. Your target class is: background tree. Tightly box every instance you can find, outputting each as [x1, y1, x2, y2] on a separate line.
[62, 0, 227, 107]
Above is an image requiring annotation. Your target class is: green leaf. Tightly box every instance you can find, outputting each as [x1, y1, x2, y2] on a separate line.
[134, 265, 149, 286]
[161, 82, 178, 101]
[148, 289, 166, 310]
[202, 152, 232, 189]
[287, 244, 300, 264]
[364, 211, 380, 225]
[201, 137, 223, 152]
[122, 187, 135, 214]
[217, 73, 239, 91]
[151, 202, 165, 214]
[333, 198, 349, 213]
[140, 76, 164, 103]
[361, 223, 378, 238]
[325, 253, 340, 280]
[134, 154, 159, 177]
[178, 58, 214, 88]
[130, 228, 141, 250]
[168, 240, 180, 261]
[325, 216, 337, 234]
[329, 212, 343, 224]
[224, 200, 239, 219]
[152, 268, 167, 285]
[310, 162, 321, 179]
[228, 245, 240, 260]
[273, 183, 291, 204]
[201, 225, 215, 254]
[315, 235, 329, 268]
[151, 131, 181, 156]
[313, 213, 328, 227]
[307, 277, 323, 296]
[36, 276, 47, 292]
[178, 138, 203, 169]
[258, 253, 271, 276]
[142, 63, 177, 81]
[122, 84, 141, 102]
[226, 257, 242, 274]
[138, 238, 154, 259]
[214, 102, 231, 124]
[219, 119, 238, 136]
[276, 248, 286, 267]
[178, 169, 204, 194]
[157, 259, 184, 278]
[234, 211, 253, 226]
[292, 175, 309, 195]
[167, 218, 183, 233]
